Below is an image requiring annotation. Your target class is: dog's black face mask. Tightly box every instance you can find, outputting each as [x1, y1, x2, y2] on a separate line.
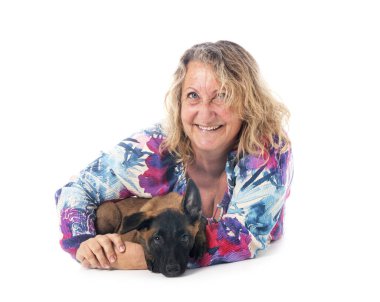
[145, 210, 196, 277]
[121, 179, 206, 277]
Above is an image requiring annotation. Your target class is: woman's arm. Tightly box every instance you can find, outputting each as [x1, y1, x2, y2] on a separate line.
[55, 124, 173, 265]
[55, 147, 138, 259]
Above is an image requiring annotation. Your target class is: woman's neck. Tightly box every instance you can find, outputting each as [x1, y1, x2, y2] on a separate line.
[189, 151, 227, 178]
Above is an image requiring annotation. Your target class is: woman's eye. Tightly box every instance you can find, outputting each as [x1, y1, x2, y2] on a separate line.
[217, 92, 226, 99]
[187, 92, 198, 99]
[213, 92, 226, 104]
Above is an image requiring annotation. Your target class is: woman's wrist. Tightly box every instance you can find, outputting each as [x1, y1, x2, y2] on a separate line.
[111, 241, 148, 270]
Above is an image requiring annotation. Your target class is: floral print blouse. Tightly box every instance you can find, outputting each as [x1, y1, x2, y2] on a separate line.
[55, 124, 293, 267]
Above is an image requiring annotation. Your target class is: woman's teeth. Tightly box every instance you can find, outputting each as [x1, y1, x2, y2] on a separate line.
[197, 125, 221, 131]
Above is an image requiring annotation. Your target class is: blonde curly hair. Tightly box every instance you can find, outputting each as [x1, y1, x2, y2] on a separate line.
[161, 40, 290, 165]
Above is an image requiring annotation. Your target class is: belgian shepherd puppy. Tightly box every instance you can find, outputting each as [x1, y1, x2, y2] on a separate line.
[95, 179, 207, 277]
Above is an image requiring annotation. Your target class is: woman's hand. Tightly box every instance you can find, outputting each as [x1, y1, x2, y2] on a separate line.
[110, 241, 148, 270]
[76, 233, 126, 269]
[76, 234, 147, 270]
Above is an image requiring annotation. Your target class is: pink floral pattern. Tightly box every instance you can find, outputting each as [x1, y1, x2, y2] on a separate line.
[56, 124, 293, 265]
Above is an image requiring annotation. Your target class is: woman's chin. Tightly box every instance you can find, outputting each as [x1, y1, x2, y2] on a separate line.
[192, 141, 225, 155]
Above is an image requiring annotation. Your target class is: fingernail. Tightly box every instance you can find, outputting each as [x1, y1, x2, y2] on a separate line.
[119, 245, 125, 252]
[109, 256, 116, 263]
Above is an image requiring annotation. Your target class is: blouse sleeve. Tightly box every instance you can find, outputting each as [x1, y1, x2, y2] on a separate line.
[55, 125, 176, 259]
[195, 147, 294, 267]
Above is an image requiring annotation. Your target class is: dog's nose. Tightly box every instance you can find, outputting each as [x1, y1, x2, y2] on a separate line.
[165, 264, 180, 275]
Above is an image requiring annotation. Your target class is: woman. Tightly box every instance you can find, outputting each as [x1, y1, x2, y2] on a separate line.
[55, 41, 293, 270]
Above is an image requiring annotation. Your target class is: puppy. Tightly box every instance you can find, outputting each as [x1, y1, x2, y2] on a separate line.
[95, 179, 207, 277]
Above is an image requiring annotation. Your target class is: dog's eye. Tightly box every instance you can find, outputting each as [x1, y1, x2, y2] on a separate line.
[153, 235, 161, 242]
[181, 234, 190, 243]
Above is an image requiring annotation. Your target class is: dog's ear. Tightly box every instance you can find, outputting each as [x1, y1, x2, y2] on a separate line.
[181, 179, 202, 223]
[120, 212, 153, 234]
[190, 216, 208, 260]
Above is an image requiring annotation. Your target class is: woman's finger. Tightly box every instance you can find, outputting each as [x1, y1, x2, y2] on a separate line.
[88, 238, 110, 269]
[81, 258, 91, 269]
[80, 241, 101, 268]
[76, 249, 85, 263]
[96, 235, 117, 265]
[107, 233, 126, 253]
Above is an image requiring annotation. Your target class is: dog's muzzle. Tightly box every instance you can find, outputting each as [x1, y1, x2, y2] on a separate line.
[164, 264, 181, 277]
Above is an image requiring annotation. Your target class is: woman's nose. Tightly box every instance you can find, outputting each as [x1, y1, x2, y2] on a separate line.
[196, 102, 216, 120]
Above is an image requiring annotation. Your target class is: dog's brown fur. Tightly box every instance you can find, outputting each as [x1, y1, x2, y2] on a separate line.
[96, 192, 183, 240]
[95, 182, 207, 276]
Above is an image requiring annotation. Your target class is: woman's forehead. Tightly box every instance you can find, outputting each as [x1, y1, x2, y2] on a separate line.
[183, 61, 221, 89]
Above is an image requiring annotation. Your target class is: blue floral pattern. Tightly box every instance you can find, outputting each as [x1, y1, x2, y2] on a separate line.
[55, 124, 293, 266]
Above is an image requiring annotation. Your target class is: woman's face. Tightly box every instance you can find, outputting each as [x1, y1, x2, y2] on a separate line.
[180, 61, 242, 158]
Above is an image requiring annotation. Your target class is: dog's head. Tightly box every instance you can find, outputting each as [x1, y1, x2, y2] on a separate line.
[120, 179, 207, 277]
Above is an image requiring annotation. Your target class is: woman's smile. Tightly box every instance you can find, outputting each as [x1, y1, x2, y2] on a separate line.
[195, 124, 223, 131]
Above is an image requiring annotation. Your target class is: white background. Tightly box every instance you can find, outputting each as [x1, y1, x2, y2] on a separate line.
[1, 0, 379, 301]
